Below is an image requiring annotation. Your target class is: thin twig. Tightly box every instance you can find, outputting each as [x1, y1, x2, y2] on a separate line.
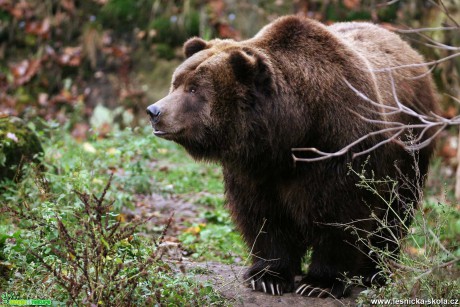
[292, 69, 457, 162]
[396, 26, 459, 33]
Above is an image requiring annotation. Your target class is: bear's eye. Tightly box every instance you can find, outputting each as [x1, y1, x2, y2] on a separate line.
[189, 87, 197, 94]
[242, 48, 253, 56]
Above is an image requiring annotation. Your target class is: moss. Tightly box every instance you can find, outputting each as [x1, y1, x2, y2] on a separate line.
[0, 116, 43, 181]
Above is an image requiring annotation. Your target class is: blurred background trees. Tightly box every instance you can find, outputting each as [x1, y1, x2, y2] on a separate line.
[1, 1, 458, 114]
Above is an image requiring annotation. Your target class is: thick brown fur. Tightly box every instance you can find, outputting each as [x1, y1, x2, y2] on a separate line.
[147, 16, 439, 298]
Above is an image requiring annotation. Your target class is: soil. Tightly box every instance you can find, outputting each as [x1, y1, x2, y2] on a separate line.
[178, 260, 361, 306]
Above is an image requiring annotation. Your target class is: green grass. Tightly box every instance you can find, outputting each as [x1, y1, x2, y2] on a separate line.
[0, 120, 240, 305]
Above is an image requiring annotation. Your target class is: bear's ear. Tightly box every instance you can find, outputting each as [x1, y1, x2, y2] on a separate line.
[184, 37, 208, 58]
[229, 50, 257, 83]
[229, 49, 273, 93]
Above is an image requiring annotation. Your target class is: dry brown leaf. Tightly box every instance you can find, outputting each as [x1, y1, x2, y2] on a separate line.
[10, 59, 41, 86]
[9, 1, 33, 20]
[57, 47, 82, 66]
[25, 18, 51, 39]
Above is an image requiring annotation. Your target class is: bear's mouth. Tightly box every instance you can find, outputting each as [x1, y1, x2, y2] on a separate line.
[149, 118, 183, 139]
[149, 120, 171, 138]
[153, 129, 167, 136]
[152, 129, 172, 139]
[152, 127, 183, 140]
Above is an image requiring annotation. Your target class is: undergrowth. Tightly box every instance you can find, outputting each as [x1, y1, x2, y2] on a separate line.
[343, 163, 460, 306]
[0, 121, 234, 305]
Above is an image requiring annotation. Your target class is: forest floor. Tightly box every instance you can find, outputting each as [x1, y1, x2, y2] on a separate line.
[181, 261, 361, 307]
[128, 186, 361, 306]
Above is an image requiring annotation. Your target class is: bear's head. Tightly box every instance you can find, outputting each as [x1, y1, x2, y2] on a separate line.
[146, 37, 276, 163]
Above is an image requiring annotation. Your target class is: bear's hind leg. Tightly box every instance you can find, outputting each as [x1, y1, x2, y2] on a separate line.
[297, 232, 364, 299]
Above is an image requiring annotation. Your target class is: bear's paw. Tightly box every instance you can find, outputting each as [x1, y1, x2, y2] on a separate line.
[244, 264, 295, 296]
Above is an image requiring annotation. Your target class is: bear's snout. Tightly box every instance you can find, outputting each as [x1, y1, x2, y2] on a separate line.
[146, 105, 161, 124]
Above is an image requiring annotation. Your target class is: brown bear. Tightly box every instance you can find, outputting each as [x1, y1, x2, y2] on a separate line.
[146, 16, 439, 298]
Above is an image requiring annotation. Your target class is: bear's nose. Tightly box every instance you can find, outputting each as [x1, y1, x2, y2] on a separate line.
[146, 105, 161, 123]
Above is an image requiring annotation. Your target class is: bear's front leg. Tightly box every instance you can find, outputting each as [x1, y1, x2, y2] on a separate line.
[241, 218, 306, 296]
[244, 254, 297, 296]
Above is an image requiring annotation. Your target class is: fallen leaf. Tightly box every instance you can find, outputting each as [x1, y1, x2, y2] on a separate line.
[185, 226, 200, 234]
[38, 93, 48, 106]
[216, 23, 240, 39]
[439, 136, 458, 159]
[9, 1, 33, 20]
[10, 59, 41, 86]
[49, 89, 84, 106]
[25, 18, 51, 39]
[184, 223, 206, 235]
[57, 47, 82, 66]
[405, 246, 425, 256]
[116, 213, 126, 223]
[443, 106, 458, 119]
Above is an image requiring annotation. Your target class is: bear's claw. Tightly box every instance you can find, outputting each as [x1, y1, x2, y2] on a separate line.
[249, 278, 283, 295]
[362, 270, 386, 287]
[244, 264, 294, 296]
[296, 284, 332, 298]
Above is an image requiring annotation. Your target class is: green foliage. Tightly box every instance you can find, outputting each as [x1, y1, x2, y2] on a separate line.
[155, 43, 176, 60]
[0, 165, 227, 306]
[149, 10, 200, 49]
[100, 0, 153, 26]
[0, 120, 239, 304]
[180, 195, 246, 263]
[345, 165, 459, 305]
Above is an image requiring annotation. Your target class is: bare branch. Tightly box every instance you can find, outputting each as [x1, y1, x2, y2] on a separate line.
[396, 26, 459, 33]
[403, 27, 460, 52]
[376, 0, 401, 7]
[292, 69, 459, 162]
[372, 52, 460, 72]
[406, 64, 438, 80]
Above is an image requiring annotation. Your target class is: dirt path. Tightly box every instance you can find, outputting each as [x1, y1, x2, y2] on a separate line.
[179, 261, 361, 307]
[129, 193, 361, 305]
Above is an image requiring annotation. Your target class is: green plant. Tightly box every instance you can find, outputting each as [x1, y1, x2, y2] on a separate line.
[1, 173, 227, 306]
[179, 194, 246, 264]
[337, 163, 460, 305]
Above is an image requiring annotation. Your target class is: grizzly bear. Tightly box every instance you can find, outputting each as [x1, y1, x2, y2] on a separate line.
[146, 16, 438, 298]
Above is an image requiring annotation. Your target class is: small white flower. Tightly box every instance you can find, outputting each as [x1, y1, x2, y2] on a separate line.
[6, 132, 19, 143]
[83, 142, 97, 153]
